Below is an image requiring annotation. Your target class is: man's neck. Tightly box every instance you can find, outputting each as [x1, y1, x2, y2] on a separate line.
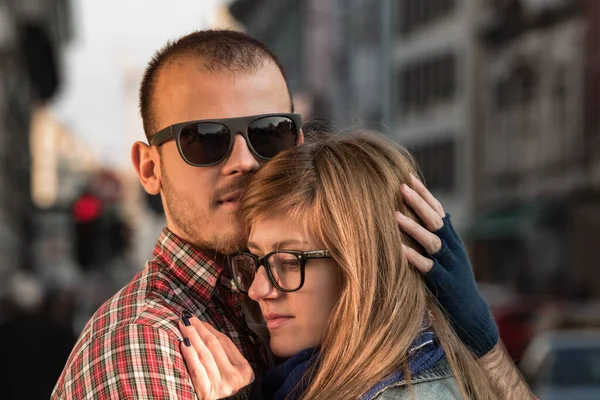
[164, 226, 227, 266]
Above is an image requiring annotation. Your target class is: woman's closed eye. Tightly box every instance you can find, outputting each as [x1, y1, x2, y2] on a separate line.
[281, 260, 300, 270]
[270, 254, 300, 270]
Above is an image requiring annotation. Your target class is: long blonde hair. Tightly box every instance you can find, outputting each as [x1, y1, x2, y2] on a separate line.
[239, 132, 497, 399]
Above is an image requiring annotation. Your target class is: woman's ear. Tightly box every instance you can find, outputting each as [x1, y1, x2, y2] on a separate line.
[131, 141, 161, 195]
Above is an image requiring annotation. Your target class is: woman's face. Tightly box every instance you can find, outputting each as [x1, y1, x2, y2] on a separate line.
[247, 215, 341, 358]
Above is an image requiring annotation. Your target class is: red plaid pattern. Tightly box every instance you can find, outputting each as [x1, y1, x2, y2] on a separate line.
[52, 228, 267, 399]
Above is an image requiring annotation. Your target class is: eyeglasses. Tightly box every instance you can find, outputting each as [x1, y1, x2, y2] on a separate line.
[228, 250, 332, 293]
[150, 113, 302, 167]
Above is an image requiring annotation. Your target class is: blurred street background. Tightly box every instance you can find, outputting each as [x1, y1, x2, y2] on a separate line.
[0, 0, 599, 398]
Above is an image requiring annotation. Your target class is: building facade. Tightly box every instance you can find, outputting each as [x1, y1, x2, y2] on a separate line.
[229, 0, 309, 111]
[230, 0, 600, 295]
[474, 0, 600, 295]
[388, 0, 481, 229]
[231, 0, 480, 228]
[0, 0, 71, 290]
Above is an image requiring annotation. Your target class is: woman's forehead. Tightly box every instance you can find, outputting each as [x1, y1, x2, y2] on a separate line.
[247, 213, 316, 249]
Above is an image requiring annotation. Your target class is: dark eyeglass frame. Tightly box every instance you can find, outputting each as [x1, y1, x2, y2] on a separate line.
[228, 249, 332, 293]
[149, 113, 303, 167]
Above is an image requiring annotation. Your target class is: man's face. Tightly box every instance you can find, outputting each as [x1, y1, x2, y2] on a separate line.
[152, 61, 293, 252]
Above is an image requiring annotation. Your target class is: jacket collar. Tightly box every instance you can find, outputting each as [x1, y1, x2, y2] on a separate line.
[361, 330, 449, 400]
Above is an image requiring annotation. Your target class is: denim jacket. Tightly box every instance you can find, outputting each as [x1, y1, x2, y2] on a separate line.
[368, 358, 461, 400]
[228, 337, 460, 400]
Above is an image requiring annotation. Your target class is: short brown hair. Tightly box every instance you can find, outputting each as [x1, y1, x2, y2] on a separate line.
[139, 29, 292, 141]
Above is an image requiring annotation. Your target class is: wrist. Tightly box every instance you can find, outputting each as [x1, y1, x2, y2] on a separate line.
[219, 380, 261, 400]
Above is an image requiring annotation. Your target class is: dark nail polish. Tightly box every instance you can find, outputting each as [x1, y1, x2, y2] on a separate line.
[184, 337, 191, 347]
[182, 309, 193, 318]
[182, 315, 191, 327]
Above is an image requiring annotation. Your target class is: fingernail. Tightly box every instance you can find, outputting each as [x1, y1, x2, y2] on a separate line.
[396, 211, 405, 220]
[184, 337, 191, 347]
[182, 309, 193, 318]
[402, 184, 412, 193]
[181, 313, 192, 327]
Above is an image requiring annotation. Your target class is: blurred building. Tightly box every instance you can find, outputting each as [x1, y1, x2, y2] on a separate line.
[587, 0, 600, 162]
[573, 0, 600, 297]
[230, 0, 600, 296]
[473, 0, 600, 296]
[231, 0, 481, 227]
[229, 0, 315, 120]
[0, 0, 72, 289]
[29, 107, 101, 292]
[389, 0, 481, 229]
[31, 107, 98, 210]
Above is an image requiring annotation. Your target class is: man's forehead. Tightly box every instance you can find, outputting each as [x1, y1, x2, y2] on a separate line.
[153, 59, 291, 121]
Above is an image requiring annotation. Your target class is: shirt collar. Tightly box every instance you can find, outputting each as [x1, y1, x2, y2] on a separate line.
[153, 227, 237, 301]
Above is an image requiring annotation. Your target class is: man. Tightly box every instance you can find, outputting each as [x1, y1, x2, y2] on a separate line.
[53, 30, 532, 399]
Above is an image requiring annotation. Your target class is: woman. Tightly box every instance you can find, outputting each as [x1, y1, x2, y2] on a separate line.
[179, 132, 498, 399]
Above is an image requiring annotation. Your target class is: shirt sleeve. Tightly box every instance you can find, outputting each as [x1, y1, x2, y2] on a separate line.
[52, 323, 197, 400]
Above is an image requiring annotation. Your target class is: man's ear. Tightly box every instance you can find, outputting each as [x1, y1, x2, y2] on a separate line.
[131, 141, 161, 195]
[298, 128, 305, 145]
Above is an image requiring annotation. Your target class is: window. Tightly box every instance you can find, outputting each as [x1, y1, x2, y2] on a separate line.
[356, 0, 382, 45]
[409, 137, 457, 193]
[398, 52, 457, 114]
[397, 0, 455, 36]
[552, 66, 567, 128]
[494, 62, 537, 110]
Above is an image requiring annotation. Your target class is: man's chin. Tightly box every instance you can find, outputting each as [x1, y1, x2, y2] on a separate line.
[210, 226, 246, 254]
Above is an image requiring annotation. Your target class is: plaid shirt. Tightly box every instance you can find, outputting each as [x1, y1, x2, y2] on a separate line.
[52, 228, 267, 399]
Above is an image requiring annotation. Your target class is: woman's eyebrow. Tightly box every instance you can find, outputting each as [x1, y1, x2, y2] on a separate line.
[247, 239, 310, 251]
[277, 239, 310, 248]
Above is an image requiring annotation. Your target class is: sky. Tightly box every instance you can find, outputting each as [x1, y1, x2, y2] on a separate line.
[52, 0, 226, 168]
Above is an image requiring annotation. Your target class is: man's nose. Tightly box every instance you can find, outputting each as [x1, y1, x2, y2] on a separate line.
[221, 134, 260, 175]
[248, 266, 276, 301]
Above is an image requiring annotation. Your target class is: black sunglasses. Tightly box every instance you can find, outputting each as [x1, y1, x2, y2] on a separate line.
[150, 113, 302, 167]
[228, 250, 332, 293]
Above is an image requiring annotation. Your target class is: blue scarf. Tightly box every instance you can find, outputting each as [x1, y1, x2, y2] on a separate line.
[261, 348, 319, 400]
[261, 329, 444, 400]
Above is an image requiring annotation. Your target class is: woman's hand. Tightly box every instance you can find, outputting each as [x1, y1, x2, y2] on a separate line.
[179, 313, 255, 399]
[397, 174, 499, 357]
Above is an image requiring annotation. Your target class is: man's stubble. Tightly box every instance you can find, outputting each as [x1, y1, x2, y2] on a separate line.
[160, 159, 247, 253]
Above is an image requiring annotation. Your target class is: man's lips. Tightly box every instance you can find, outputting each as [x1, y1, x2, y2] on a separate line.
[218, 191, 243, 204]
[263, 313, 294, 329]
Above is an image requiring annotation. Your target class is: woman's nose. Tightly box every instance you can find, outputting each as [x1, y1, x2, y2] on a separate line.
[248, 266, 276, 300]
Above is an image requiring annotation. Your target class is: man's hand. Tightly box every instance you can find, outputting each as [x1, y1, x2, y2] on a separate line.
[179, 313, 254, 400]
[397, 174, 498, 357]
